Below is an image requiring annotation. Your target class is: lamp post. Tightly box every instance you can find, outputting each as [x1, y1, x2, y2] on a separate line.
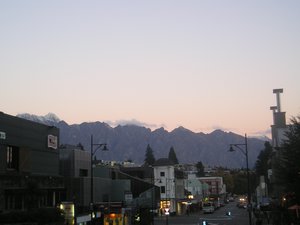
[150, 166, 156, 225]
[229, 133, 252, 225]
[165, 177, 169, 225]
[90, 135, 108, 224]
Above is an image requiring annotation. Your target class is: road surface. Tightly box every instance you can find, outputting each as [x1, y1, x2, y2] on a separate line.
[153, 202, 250, 225]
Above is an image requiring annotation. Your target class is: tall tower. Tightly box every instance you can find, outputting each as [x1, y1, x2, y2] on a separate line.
[270, 89, 287, 149]
[268, 89, 289, 199]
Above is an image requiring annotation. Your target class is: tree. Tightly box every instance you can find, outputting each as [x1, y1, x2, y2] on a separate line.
[273, 116, 300, 204]
[168, 146, 179, 164]
[196, 161, 205, 177]
[211, 167, 235, 193]
[223, 173, 234, 194]
[232, 172, 248, 195]
[144, 144, 155, 166]
[255, 141, 273, 186]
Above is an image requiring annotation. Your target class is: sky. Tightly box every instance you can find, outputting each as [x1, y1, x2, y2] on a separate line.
[1, 1, 299, 137]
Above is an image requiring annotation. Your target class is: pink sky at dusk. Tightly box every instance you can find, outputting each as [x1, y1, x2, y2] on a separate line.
[1, 1, 299, 137]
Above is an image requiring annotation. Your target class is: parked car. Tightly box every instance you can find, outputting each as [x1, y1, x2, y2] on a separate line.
[202, 202, 214, 214]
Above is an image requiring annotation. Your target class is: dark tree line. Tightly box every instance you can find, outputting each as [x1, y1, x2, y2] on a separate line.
[254, 141, 273, 192]
[254, 115, 300, 205]
[273, 116, 300, 204]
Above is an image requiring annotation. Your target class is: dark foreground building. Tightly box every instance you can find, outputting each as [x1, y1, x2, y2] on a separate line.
[0, 112, 65, 212]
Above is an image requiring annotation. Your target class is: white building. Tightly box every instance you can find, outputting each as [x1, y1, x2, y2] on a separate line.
[185, 174, 203, 203]
[153, 158, 186, 215]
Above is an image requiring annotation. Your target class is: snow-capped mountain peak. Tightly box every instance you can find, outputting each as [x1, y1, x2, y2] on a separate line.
[17, 112, 61, 125]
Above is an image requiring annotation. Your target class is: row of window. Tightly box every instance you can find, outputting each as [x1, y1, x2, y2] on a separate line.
[6, 146, 19, 171]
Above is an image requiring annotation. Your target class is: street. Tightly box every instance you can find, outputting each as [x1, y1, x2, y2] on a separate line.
[153, 202, 250, 225]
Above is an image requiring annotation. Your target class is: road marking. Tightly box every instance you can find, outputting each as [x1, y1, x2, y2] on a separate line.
[199, 217, 232, 221]
[198, 223, 219, 225]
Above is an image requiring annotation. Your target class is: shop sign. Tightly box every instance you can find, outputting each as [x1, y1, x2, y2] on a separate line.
[48, 134, 58, 149]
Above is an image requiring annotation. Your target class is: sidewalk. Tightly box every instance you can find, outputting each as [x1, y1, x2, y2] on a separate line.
[254, 217, 269, 225]
[253, 210, 271, 225]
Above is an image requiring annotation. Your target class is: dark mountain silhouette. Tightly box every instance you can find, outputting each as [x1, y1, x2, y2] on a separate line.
[17, 113, 268, 168]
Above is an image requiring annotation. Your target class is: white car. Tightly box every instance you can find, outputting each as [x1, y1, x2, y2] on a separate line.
[202, 202, 214, 214]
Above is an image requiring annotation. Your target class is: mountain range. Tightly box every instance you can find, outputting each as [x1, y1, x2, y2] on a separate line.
[17, 113, 269, 168]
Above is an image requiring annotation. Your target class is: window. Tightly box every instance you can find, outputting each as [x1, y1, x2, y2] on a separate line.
[160, 186, 165, 194]
[160, 171, 165, 177]
[79, 169, 88, 177]
[6, 146, 19, 171]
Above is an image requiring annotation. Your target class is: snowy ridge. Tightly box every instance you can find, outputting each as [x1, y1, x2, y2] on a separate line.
[17, 113, 61, 125]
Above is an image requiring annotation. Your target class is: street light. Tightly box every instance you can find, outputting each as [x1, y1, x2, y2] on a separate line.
[90, 134, 108, 223]
[229, 133, 252, 225]
[165, 177, 169, 225]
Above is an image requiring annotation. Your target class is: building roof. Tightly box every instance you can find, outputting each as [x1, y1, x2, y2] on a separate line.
[153, 158, 175, 166]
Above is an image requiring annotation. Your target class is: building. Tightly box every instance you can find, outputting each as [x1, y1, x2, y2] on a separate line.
[269, 89, 288, 197]
[0, 112, 65, 212]
[185, 174, 203, 202]
[198, 176, 226, 208]
[59, 144, 91, 211]
[59, 144, 133, 224]
[198, 176, 225, 196]
[270, 89, 288, 149]
[119, 166, 161, 216]
[153, 158, 186, 216]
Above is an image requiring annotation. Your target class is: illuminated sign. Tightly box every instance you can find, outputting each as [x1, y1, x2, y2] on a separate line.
[164, 208, 170, 215]
[48, 135, 58, 149]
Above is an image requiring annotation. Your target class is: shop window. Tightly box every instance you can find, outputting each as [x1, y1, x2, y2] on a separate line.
[6, 146, 19, 171]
